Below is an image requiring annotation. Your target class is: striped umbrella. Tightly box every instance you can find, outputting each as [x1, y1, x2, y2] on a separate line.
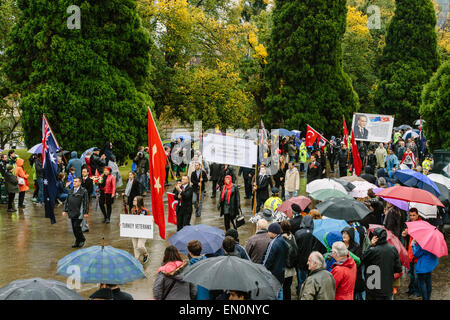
[57, 244, 146, 285]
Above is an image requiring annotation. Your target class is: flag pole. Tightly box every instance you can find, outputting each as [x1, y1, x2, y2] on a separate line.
[253, 130, 259, 216]
[198, 160, 204, 209]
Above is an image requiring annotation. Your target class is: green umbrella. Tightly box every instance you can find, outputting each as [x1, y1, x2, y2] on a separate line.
[310, 189, 352, 202]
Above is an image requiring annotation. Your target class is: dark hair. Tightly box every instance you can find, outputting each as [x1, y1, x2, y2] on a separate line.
[134, 196, 144, 209]
[58, 172, 66, 181]
[229, 290, 251, 300]
[367, 189, 376, 198]
[280, 220, 292, 234]
[187, 240, 202, 256]
[129, 171, 136, 177]
[409, 208, 419, 214]
[222, 236, 236, 253]
[74, 177, 82, 183]
[162, 245, 183, 264]
[8, 150, 15, 157]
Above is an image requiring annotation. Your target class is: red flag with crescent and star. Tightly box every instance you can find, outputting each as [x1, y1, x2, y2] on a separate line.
[305, 125, 319, 147]
[148, 107, 167, 239]
[166, 192, 178, 225]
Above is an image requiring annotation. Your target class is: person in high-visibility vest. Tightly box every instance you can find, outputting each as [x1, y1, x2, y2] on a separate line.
[264, 187, 283, 212]
[422, 155, 432, 175]
[299, 140, 308, 173]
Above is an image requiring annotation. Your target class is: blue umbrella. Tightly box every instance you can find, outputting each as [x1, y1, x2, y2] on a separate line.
[169, 224, 225, 255]
[57, 245, 146, 285]
[27, 143, 42, 154]
[402, 129, 420, 141]
[398, 124, 412, 131]
[275, 128, 294, 137]
[313, 218, 351, 247]
[393, 169, 441, 197]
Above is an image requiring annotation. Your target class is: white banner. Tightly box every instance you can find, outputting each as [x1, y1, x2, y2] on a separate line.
[120, 214, 154, 239]
[351, 113, 394, 143]
[202, 134, 257, 168]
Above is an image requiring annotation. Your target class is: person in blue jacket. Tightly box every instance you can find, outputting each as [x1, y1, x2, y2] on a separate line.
[412, 242, 439, 300]
[187, 240, 210, 300]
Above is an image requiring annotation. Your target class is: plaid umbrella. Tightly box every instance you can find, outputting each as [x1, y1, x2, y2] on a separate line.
[56, 245, 146, 285]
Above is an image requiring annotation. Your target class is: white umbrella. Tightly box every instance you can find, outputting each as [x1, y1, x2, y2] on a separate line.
[414, 119, 426, 126]
[402, 130, 420, 140]
[409, 202, 437, 219]
[427, 173, 450, 189]
[443, 163, 450, 178]
[27, 143, 42, 154]
[349, 180, 378, 198]
[306, 178, 347, 194]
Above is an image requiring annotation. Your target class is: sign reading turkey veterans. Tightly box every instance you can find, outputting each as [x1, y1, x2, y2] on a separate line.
[120, 214, 154, 239]
[351, 113, 394, 143]
[202, 133, 257, 168]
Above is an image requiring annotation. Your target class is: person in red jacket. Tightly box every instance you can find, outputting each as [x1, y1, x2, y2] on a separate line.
[98, 166, 116, 224]
[330, 241, 357, 300]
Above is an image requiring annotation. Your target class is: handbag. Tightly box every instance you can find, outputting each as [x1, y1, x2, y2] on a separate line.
[235, 208, 245, 228]
[17, 177, 25, 186]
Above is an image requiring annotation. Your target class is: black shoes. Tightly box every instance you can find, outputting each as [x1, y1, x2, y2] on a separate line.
[78, 241, 85, 248]
[72, 241, 85, 248]
[7, 208, 16, 212]
[18, 205, 26, 208]
[105, 219, 110, 224]
[143, 254, 149, 265]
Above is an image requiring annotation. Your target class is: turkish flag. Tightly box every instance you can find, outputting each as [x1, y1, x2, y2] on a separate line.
[167, 192, 178, 225]
[351, 129, 362, 176]
[343, 115, 348, 146]
[305, 125, 319, 147]
[148, 107, 167, 239]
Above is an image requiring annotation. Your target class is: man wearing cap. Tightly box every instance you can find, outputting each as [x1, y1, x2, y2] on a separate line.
[264, 187, 283, 212]
[289, 203, 304, 234]
[263, 222, 290, 299]
[245, 219, 272, 264]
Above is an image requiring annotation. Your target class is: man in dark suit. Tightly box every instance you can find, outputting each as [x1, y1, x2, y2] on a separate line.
[209, 162, 222, 198]
[252, 164, 273, 213]
[173, 175, 193, 231]
[190, 162, 208, 217]
[353, 114, 369, 140]
[62, 177, 89, 248]
[239, 165, 255, 199]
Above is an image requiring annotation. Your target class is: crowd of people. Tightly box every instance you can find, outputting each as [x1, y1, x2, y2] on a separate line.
[0, 124, 448, 301]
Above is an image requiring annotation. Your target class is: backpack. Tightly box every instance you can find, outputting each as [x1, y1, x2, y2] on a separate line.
[284, 235, 299, 268]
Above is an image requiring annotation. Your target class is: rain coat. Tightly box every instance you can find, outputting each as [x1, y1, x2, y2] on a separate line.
[188, 256, 210, 300]
[300, 143, 308, 162]
[331, 256, 357, 300]
[153, 261, 196, 300]
[67, 151, 82, 179]
[294, 216, 326, 271]
[412, 243, 438, 274]
[323, 232, 361, 271]
[14, 158, 29, 192]
[299, 267, 336, 300]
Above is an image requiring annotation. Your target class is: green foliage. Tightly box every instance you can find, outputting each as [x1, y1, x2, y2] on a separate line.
[374, 0, 440, 125]
[264, 0, 359, 136]
[420, 60, 450, 151]
[4, 0, 153, 161]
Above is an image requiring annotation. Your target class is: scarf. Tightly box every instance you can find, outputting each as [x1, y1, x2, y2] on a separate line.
[221, 175, 233, 203]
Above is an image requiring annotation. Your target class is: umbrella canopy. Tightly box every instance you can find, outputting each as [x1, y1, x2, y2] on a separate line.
[171, 132, 192, 142]
[316, 197, 370, 221]
[27, 143, 42, 154]
[443, 163, 450, 177]
[0, 278, 84, 300]
[274, 128, 294, 137]
[313, 218, 350, 247]
[57, 245, 146, 284]
[375, 186, 444, 207]
[434, 182, 449, 205]
[368, 225, 409, 269]
[339, 176, 366, 183]
[332, 178, 356, 192]
[348, 180, 378, 198]
[309, 189, 353, 202]
[409, 202, 438, 219]
[182, 255, 281, 295]
[306, 178, 347, 194]
[398, 124, 412, 131]
[405, 220, 448, 258]
[168, 224, 225, 255]
[402, 130, 420, 141]
[276, 196, 311, 218]
[80, 147, 97, 164]
[360, 173, 377, 184]
[373, 187, 409, 211]
[427, 173, 450, 189]
[414, 119, 426, 126]
[393, 169, 441, 197]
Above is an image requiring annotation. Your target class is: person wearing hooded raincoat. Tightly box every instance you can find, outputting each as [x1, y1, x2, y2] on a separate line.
[342, 227, 365, 299]
[361, 228, 402, 300]
[412, 242, 438, 300]
[14, 158, 29, 208]
[67, 151, 82, 179]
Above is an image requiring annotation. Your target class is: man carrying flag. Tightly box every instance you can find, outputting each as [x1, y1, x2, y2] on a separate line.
[42, 115, 59, 224]
[148, 107, 167, 239]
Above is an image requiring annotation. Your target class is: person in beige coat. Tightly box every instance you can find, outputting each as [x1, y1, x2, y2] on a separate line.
[284, 161, 300, 200]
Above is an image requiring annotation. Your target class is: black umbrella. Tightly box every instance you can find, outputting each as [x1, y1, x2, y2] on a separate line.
[361, 173, 377, 185]
[332, 178, 356, 192]
[0, 278, 84, 300]
[316, 197, 370, 221]
[182, 256, 281, 296]
[434, 182, 449, 205]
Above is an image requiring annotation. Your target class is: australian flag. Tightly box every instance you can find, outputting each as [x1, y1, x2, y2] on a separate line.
[42, 115, 59, 224]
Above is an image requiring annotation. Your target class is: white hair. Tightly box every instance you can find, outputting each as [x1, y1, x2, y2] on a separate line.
[332, 241, 349, 258]
[309, 251, 325, 269]
[257, 219, 268, 231]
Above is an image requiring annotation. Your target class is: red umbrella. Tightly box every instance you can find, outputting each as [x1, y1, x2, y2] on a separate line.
[405, 220, 448, 258]
[375, 186, 444, 207]
[277, 196, 311, 218]
[368, 224, 409, 269]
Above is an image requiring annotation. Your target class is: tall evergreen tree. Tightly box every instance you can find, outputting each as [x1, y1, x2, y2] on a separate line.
[4, 0, 153, 160]
[374, 0, 440, 125]
[264, 0, 359, 136]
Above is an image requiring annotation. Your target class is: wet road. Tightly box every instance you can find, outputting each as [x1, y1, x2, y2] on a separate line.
[0, 173, 449, 300]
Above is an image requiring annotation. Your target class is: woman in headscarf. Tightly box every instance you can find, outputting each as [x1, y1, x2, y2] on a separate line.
[217, 175, 241, 230]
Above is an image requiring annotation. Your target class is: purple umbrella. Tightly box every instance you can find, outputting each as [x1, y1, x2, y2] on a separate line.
[373, 187, 409, 211]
